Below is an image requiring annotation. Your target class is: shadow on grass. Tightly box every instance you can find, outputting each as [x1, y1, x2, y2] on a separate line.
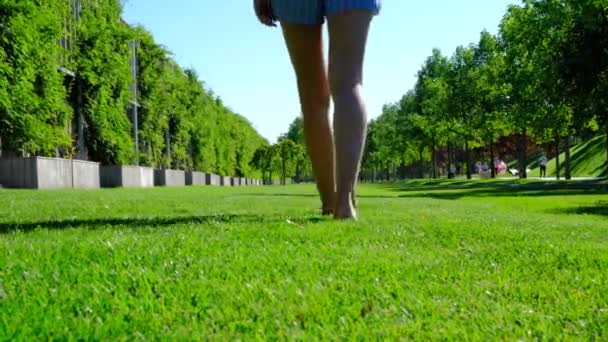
[248, 186, 608, 202]
[0, 214, 328, 234]
[383, 179, 607, 191]
[396, 188, 608, 200]
[553, 201, 608, 217]
[249, 180, 608, 202]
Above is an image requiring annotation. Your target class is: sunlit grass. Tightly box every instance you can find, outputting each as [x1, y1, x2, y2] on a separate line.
[1, 181, 607, 339]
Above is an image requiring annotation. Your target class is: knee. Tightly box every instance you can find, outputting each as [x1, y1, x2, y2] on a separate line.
[329, 76, 361, 104]
[300, 88, 330, 115]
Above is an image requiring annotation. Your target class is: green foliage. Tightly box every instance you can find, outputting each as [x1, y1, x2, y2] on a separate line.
[251, 138, 304, 184]
[274, 139, 305, 185]
[279, 116, 311, 181]
[0, 0, 72, 156]
[364, 0, 608, 180]
[251, 144, 276, 182]
[280, 116, 304, 145]
[0, 0, 267, 175]
[76, 0, 135, 165]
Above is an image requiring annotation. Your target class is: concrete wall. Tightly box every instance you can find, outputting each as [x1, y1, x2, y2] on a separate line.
[36, 157, 72, 189]
[186, 171, 206, 186]
[220, 176, 231, 186]
[154, 169, 185, 187]
[71, 160, 100, 189]
[0, 157, 100, 189]
[206, 173, 220, 186]
[138, 167, 155, 187]
[0, 157, 37, 188]
[100, 165, 122, 188]
[101, 165, 154, 188]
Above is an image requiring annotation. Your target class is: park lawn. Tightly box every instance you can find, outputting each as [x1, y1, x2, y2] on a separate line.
[529, 135, 607, 178]
[0, 181, 607, 339]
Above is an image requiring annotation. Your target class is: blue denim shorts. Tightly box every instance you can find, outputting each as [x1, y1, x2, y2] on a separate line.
[272, 0, 381, 25]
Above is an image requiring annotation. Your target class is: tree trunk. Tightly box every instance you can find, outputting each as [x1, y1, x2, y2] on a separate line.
[431, 147, 437, 179]
[565, 135, 572, 180]
[555, 135, 561, 180]
[518, 131, 527, 179]
[76, 77, 87, 160]
[165, 125, 171, 168]
[605, 120, 608, 177]
[281, 157, 286, 185]
[419, 148, 424, 179]
[489, 142, 496, 178]
[447, 142, 455, 179]
[465, 141, 472, 180]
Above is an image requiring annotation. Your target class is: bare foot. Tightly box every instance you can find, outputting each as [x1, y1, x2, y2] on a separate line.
[321, 207, 334, 216]
[321, 192, 337, 216]
[334, 193, 357, 220]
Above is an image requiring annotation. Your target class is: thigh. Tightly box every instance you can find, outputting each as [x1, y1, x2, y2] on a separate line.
[280, 23, 327, 96]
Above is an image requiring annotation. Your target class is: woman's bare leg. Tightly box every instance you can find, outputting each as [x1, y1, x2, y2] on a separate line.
[328, 10, 373, 219]
[281, 24, 336, 214]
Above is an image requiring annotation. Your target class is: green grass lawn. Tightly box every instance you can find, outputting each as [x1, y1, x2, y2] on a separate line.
[528, 135, 607, 178]
[1, 181, 607, 339]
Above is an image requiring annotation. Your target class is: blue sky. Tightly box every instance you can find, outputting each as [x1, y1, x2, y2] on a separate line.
[122, 0, 518, 143]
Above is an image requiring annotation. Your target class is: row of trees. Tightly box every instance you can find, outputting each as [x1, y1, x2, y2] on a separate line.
[0, 0, 267, 178]
[363, 0, 608, 180]
[251, 117, 310, 184]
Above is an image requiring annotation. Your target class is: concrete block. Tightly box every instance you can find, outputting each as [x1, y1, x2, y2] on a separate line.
[154, 169, 186, 187]
[0, 157, 100, 189]
[0, 157, 36, 188]
[186, 171, 206, 186]
[100, 165, 154, 188]
[71, 160, 100, 189]
[36, 157, 72, 189]
[206, 173, 220, 186]
[220, 176, 231, 186]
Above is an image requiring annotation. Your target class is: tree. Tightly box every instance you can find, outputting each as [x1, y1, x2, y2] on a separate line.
[251, 145, 276, 184]
[470, 31, 511, 178]
[414, 49, 451, 178]
[274, 139, 304, 185]
[278, 116, 310, 182]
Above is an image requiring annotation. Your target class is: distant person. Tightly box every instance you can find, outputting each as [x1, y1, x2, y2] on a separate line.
[497, 160, 507, 175]
[254, 0, 381, 219]
[539, 154, 548, 178]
